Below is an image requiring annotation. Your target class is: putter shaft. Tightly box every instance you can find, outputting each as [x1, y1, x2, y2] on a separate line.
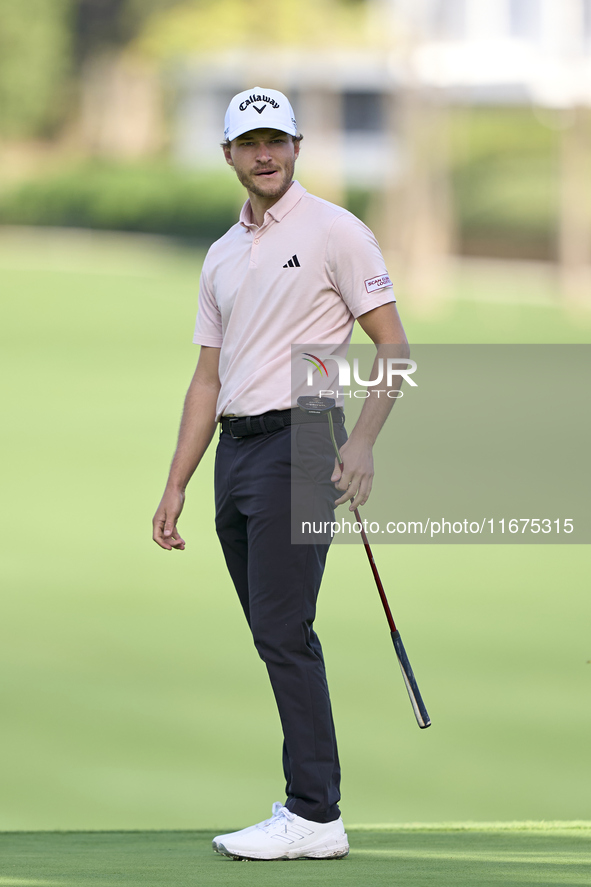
[326, 411, 431, 728]
[327, 412, 396, 632]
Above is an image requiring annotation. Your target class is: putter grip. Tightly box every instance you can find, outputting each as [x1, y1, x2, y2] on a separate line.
[391, 630, 431, 729]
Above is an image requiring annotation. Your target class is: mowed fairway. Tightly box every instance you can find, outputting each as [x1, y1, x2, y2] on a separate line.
[0, 228, 590, 839]
[1, 825, 590, 887]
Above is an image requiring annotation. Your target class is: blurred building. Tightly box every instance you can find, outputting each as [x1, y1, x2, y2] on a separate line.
[173, 0, 591, 186]
[410, 0, 591, 107]
[173, 49, 402, 196]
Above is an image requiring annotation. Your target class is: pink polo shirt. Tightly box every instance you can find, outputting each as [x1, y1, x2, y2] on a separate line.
[193, 180, 395, 419]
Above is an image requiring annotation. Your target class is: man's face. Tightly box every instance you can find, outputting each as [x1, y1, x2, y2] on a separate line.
[223, 129, 299, 200]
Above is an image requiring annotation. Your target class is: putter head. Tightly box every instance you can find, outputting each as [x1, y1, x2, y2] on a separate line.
[297, 395, 336, 415]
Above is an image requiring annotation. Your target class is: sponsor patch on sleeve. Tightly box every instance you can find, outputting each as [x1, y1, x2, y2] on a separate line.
[364, 274, 393, 294]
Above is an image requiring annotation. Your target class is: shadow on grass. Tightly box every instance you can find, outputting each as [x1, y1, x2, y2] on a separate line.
[0, 829, 590, 887]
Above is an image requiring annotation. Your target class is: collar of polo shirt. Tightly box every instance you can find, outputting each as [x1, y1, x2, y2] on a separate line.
[240, 180, 306, 229]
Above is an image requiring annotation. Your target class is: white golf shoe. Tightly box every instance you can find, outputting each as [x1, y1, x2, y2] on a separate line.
[212, 802, 349, 861]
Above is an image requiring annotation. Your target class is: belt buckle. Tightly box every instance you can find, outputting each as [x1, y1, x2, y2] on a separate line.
[228, 417, 243, 439]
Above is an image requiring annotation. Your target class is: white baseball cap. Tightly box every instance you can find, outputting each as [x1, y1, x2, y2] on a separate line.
[224, 87, 298, 142]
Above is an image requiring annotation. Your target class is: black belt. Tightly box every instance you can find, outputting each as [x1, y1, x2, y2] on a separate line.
[220, 407, 344, 439]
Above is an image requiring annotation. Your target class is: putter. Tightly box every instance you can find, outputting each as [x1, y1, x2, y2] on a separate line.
[297, 395, 431, 729]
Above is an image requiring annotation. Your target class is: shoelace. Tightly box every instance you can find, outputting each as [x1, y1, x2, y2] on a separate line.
[257, 802, 295, 831]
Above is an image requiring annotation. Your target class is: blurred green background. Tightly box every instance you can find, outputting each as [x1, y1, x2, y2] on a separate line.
[1, 0, 591, 832]
[1, 230, 590, 830]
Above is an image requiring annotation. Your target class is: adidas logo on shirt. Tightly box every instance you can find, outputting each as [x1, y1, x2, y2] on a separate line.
[283, 254, 300, 268]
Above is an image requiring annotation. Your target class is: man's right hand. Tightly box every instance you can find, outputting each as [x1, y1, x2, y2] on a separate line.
[152, 489, 186, 551]
[151, 346, 221, 552]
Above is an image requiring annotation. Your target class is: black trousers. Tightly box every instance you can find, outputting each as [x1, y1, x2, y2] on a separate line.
[214, 420, 347, 823]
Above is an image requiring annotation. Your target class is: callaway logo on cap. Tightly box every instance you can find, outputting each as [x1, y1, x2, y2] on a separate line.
[224, 87, 298, 142]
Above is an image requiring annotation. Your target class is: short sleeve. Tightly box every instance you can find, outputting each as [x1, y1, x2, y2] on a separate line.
[193, 259, 223, 347]
[325, 213, 395, 317]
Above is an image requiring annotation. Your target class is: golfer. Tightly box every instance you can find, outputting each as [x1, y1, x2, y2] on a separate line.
[152, 87, 409, 860]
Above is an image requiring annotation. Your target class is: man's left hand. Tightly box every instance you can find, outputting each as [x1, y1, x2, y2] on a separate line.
[331, 438, 374, 511]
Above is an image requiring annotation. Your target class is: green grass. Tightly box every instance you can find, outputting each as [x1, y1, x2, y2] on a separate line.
[0, 228, 590, 832]
[1, 826, 590, 886]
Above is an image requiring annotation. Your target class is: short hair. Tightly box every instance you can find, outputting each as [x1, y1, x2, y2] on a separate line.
[221, 133, 304, 148]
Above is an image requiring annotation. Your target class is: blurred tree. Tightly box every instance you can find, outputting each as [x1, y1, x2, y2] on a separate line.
[71, 1, 185, 157]
[388, 86, 455, 300]
[136, 0, 369, 57]
[72, 0, 182, 64]
[559, 107, 591, 301]
[73, 0, 127, 61]
[376, 13, 455, 302]
[0, 0, 184, 139]
[0, 0, 72, 138]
